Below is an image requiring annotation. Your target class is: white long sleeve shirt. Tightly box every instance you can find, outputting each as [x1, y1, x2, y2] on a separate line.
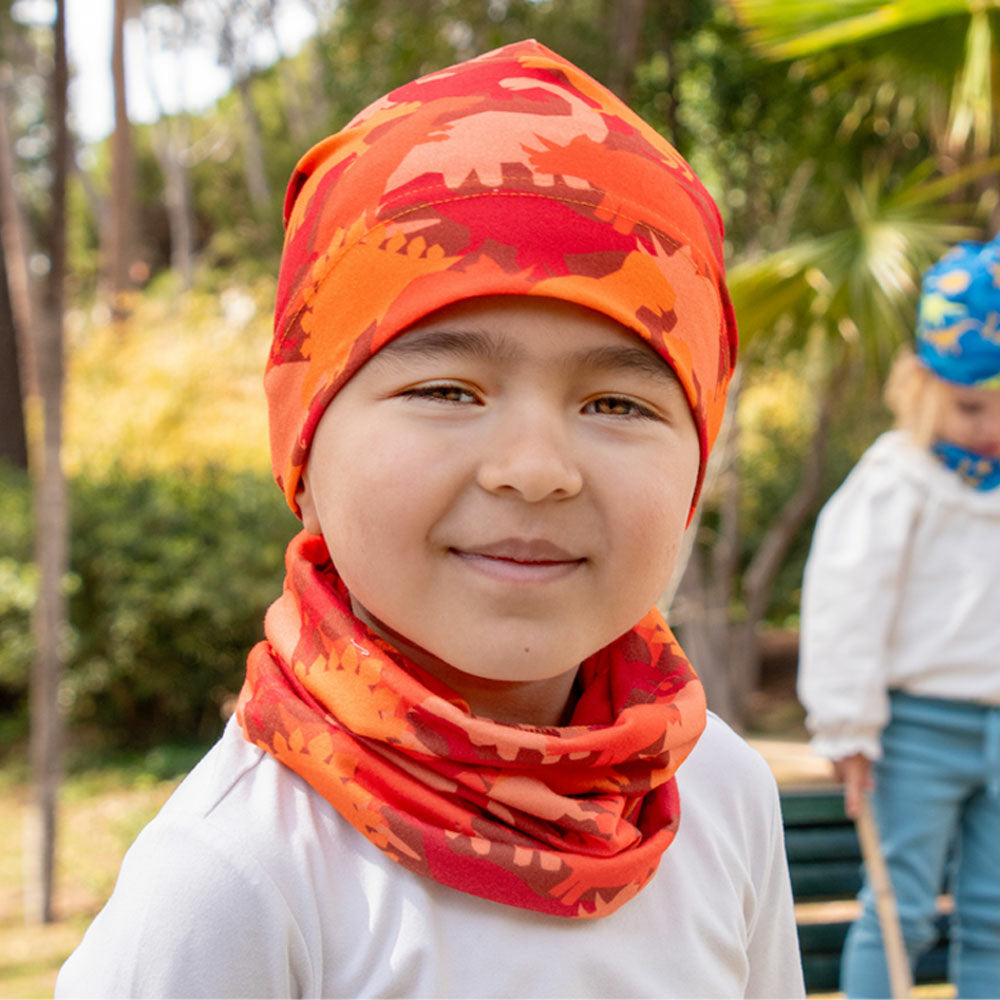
[56, 712, 804, 999]
[799, 430, 1000, 761]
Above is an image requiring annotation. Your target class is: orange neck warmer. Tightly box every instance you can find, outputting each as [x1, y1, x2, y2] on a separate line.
[237, 533, 707, 918]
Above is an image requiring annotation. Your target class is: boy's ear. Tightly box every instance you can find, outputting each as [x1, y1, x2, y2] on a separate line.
[296, 476, 323, 535]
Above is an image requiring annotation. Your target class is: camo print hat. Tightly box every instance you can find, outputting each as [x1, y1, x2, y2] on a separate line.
[266, 39, 738, 516]
[916, 233, 1000, 386]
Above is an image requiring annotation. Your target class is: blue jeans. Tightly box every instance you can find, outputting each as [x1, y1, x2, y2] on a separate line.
[841, 691, 1000, 998]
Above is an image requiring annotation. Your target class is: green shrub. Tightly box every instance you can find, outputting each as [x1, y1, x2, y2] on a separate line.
[0, 466, 298, 755]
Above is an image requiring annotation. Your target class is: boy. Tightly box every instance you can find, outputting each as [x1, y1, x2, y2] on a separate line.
[57, 40, 804, 998]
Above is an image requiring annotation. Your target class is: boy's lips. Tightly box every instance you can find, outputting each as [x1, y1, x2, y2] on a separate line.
[449, 538, 585, 582]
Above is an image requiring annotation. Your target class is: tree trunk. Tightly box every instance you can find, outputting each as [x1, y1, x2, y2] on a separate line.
[27, 0, 69, 925]
[674, 543, 741, 721]
[0, 210, 28, 468]
[670, 372, 743, 724]
[140, 11, 195, 291]
[262, 0, 309, 144]
[160, 117, 195, 288]
[672, 360, 845, 729]
[236, 73, 271, 209]
[107, 0, 136, 315]
[605, 0, 648, 101]
[726, 359, 849, 728]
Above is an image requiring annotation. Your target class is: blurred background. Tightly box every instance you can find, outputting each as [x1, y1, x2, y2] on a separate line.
[1, 0, 997, 993]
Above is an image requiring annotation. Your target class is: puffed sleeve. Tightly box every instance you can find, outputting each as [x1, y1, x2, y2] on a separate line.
[798, 437, 924, 761]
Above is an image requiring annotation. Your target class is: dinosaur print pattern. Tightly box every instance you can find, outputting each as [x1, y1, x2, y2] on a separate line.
[237, 533, 707, 919]
[265, 39, 738, 516]
[917, 235, 1000, 386]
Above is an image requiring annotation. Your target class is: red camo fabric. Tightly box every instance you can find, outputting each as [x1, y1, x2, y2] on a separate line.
[238, 533, 707, 918]
[266, 38, 737, 516]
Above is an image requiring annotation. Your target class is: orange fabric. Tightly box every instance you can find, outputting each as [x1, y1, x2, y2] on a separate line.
[266, 39, 737, 516]
[237, 533, 707, 919]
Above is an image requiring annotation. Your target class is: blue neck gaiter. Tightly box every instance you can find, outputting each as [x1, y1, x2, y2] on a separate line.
[932, 439, 1000, 491]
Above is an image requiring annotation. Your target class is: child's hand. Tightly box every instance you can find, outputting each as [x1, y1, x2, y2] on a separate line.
[832, 754, 873, 819]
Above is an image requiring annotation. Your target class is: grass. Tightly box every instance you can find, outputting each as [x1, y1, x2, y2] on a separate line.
[0, 761, 187, 998]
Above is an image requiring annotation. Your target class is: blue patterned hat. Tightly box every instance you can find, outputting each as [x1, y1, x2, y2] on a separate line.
[915, 234, 1000, 386]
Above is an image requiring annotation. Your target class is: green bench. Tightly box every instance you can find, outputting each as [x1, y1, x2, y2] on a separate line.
[780, 787, 951, 994]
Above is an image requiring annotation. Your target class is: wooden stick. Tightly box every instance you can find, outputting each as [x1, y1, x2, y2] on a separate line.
[855, 795, 913, 999]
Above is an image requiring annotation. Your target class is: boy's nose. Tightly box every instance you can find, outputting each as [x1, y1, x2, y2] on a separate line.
[476, 414, 584, 502]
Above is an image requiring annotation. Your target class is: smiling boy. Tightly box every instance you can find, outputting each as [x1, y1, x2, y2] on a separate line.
[298, 296, 699, 727]
[57, 41, 804, 998]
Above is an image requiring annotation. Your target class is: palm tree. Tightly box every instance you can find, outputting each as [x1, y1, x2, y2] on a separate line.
[729, 0, 1000, 161]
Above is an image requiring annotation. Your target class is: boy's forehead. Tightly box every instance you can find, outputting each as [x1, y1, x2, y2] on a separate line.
[370, 298, 684, 388]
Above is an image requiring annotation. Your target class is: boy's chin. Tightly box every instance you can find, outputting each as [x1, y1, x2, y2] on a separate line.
[384, 627, 582, 690]
[350, 597, 584, 681]
[352, 601, 600, 723]
[429, 654, 582, 688]
[404, 647, 584, 727]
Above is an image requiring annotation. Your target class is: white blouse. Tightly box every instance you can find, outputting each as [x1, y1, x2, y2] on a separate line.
[799, 430, 1000, 761]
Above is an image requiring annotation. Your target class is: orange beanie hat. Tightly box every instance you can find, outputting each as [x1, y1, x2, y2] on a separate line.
[267, 39, 737, 514]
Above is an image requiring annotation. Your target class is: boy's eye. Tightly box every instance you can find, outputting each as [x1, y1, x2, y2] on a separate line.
[400, 383, 480, 405]
[586, 396, 658, 419]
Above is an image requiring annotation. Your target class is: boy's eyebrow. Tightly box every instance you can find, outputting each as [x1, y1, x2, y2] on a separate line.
[575, 344, 682, 389]
[375, 327, 683, 389]
[375, 328, 514, 364]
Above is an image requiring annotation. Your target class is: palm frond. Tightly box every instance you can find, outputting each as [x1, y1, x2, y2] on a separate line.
[726, 0, 1000, 152]
[948, 9, 996, 154]
[728, 0, 977, 59]
[729, 158, 989, 372]
[888, 153, 1000, 207]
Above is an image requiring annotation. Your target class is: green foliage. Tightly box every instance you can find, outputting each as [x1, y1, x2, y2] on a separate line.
[729, 0, 976, 64]
[63, 282, 274, 476]
[0, 464, 33, 748]
[728, 0, 999, 154]
[734, 363, 892, 626]
[727, 156, 993, 374]
[625, 4, 919, 259]
[0, 466, 299, 755]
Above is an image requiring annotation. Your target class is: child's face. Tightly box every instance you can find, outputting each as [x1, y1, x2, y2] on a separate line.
[298, 295, 699, 693]
[937, 381, 1000, 456]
